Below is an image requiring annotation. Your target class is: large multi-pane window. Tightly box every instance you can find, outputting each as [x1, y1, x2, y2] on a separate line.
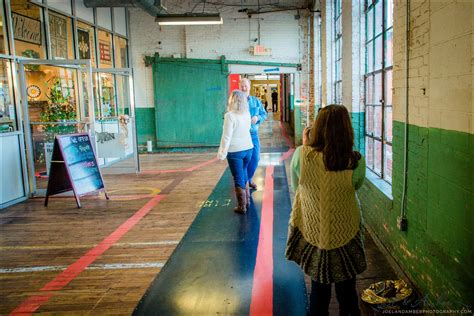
[334, 0, 342, 104]
[365, 0, 393, 183]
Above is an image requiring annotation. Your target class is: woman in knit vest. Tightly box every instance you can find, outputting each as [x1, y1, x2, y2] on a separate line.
[217, 90, 254, 213]
[286, 104, 367, 315]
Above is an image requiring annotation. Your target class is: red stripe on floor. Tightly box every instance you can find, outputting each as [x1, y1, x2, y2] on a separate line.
[10, 194, 166, 316]
[141, 157, 218, 174]
[185, 158, 219, 171]
[250, 166, 274, 316]
[280, 147, 295, 162]
[279, 121, 294, 149]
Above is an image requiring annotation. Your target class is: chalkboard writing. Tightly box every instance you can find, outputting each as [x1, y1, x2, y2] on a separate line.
[45, 133, 108, 208]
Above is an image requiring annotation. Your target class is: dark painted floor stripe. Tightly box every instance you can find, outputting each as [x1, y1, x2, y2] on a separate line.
[133, 169, 261, 315]
[134, 163, 307, 315]
[272, 165, 308, 316]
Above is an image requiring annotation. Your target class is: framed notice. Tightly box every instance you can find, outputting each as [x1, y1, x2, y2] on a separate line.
[77, 28, 91, 59]
[12, 13, 42, 45]
[49, 14, 68, 59]
[99, 40, 111, 65]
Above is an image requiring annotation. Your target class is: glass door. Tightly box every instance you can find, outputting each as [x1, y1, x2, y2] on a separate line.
[18, 59, 94, 196]
[93, 69, 137, 170]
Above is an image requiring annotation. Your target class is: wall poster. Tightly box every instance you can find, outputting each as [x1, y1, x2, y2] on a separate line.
[77, 28, 91, 60]
[99, 40, 111, 65]
[12, 13, 41, 45]
[49, 14, 68, 59]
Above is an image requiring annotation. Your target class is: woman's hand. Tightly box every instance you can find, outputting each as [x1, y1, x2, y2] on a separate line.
[302, 127, 312, 145]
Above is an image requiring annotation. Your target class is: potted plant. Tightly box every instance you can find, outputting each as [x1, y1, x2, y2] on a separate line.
[39, 77, 76, 168]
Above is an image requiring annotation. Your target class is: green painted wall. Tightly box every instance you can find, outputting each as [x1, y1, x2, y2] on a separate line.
[152, 60, 228, 147]
[359, 120, 473, 309]
[136, 107, 156, 146]
[351, 112, 365, 154]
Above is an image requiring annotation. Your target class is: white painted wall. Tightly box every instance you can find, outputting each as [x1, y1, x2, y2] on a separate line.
[129, 8, 304, 109]
[393, 0, 473, 134]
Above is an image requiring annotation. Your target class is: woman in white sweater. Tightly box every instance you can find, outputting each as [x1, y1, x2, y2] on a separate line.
[217, 90, 254, 213]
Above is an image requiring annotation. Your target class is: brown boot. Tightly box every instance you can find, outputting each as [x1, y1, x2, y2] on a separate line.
[245, 183, 251, 208]
[249, 181, 257, 190]
[233, 187, 247, 214]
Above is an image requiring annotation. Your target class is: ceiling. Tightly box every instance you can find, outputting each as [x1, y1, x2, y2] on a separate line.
[161, 0, 318, 15]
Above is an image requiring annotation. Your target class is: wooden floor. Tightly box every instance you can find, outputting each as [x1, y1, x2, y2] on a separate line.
[0, 113, 400, 315]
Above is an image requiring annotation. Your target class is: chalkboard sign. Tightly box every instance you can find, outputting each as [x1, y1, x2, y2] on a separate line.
[44, 133, 108, 208]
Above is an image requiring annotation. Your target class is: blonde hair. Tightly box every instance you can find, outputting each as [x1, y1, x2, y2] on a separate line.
[227, 90, 249, 114]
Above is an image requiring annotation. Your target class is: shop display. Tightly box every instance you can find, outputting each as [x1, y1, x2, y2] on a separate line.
[27, 84, 41, 99]
[12, 12, 41, 45]
[99, 40, 111, 65]
[77, 28, 91, 59]
[39, 77, 76, 139]
[49, 14, 68, 59]
[21, 49, 40, 71]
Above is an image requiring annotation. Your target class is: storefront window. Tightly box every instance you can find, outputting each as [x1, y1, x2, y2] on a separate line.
[11, 0, 46, 59]
[116, 75, 129, 115]
[0, 2, 9, 54]
[98, 73, 115, 117]
[114, 36, 128, 68]
[77, 21, 96, 67]
[0, 59, 16, 133]
[25, 65, 80, 178]
[97, 30, 113, 68]
[49, 12, 74, 59]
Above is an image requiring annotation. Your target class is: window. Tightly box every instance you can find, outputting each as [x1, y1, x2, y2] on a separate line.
[114, 36, 128, 68]
[0, 1, 8, 54]
[77, 21, 97, 67]
[97, 30, 113, 69]
[334, 0, 342, 104]
[365, 0, 393, 183]
[11, 0, 46, 59]
[0, 60, 16, 133]
[49, 12, 74, 59]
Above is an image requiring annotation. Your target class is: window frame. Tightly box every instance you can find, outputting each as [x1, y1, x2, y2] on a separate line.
[364, 0, 393, 183]
[333, 0, 342, 104]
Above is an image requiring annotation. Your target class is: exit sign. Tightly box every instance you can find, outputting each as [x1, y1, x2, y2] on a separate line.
[250, 45, 272, 56]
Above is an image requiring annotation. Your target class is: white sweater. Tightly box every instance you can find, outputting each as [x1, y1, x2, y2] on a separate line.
[217, 111, 253, 160]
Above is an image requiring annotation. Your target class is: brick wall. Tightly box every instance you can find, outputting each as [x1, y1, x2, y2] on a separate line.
[129, 7, 304, 110]
[321, 0, 473, 309]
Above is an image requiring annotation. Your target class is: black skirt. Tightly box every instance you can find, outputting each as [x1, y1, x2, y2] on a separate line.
[285, 225, 367, 284]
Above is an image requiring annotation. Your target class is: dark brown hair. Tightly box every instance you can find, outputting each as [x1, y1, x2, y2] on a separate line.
[307, 104, 361, 171]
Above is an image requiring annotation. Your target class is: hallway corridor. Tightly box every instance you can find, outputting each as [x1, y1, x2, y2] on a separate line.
[1, 115, 402, 315]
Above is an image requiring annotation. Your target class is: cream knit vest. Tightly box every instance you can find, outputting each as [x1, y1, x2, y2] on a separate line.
[289, 146, 360, 250]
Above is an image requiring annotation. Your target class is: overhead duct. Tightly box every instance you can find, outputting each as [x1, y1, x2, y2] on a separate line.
[83, 0, 167, 17]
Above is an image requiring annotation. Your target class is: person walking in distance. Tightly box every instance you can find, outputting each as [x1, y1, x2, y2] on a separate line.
[271, 89, 278, 112]
[239, 78, 267, 192]
[217, 90, 254, 213]
[286, 105, 367, 315]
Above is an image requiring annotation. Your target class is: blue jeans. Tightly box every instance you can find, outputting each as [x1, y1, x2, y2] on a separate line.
[247, 132, 260, 182]
[227, 149, 253, 189]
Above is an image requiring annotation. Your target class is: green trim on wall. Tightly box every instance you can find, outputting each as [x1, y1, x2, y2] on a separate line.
[359, 121, 473, 310]
[144, 53, 300, 70]
[351, 111, 365, 154]
[136, 107, 156, 146]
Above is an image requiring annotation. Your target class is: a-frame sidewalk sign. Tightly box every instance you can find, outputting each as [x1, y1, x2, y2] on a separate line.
[44, 133, 109, 208]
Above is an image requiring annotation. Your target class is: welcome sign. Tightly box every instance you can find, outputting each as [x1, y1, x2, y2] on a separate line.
[12, 13, 42, 45]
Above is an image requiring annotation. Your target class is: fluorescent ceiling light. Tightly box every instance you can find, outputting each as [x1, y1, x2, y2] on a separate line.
[156, 14, 223, 25]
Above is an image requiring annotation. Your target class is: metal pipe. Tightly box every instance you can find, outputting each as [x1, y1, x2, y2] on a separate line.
[400, 0, 410, 223]
[83, 0, 166, 17]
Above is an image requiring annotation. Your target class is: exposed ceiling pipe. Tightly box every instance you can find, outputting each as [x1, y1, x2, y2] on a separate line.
[83, 0, 167, 17]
